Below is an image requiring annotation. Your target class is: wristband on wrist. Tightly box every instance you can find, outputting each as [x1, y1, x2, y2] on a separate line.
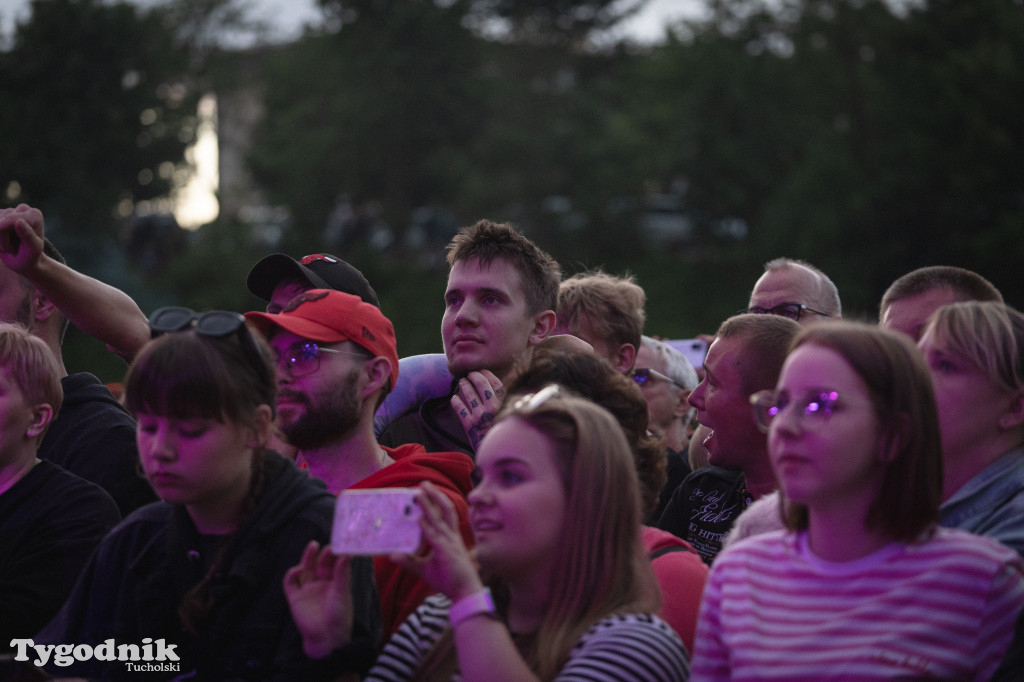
[448, 587, 496, 628]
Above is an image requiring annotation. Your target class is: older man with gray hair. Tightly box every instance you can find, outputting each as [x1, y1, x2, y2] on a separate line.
[634, 336, 698, 451]
[633, 335, 700, 521]
[744, 257, 841, 322]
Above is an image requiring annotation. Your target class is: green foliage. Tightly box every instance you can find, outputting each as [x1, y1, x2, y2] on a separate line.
[250, 0, 485, 250]
[5, 0, 1024, 381]
[0, 0, 196, 238]
[628, 0, 1024, 319]
[460, 0, 648, 45]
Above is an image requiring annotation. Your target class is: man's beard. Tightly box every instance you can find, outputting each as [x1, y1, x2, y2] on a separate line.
[278, 369, 362, 450]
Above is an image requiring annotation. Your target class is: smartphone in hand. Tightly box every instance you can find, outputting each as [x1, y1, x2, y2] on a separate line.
[331, 488, 423, 555]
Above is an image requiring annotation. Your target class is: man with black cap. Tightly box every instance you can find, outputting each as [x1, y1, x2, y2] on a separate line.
[246, 252, 380, 312]
[0, 226, 454, 447]
[245, 289, 474, 637]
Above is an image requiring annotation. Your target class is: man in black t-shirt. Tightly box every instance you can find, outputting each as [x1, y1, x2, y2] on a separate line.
[658, 314, 800, 564]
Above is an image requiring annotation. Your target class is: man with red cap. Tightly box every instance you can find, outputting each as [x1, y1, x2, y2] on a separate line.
[245, 252, 453, 439]
[244, 290, 474, 638]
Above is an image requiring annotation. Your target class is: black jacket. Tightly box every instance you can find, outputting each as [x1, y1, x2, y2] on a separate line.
[39, 452, 380, 680]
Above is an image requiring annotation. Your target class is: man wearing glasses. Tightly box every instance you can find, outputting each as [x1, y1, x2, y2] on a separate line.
[633, 336, 700, 522]
[245, 290, 475, 637]
[675, 258, 844, 556]
[743, 258, 842, 323]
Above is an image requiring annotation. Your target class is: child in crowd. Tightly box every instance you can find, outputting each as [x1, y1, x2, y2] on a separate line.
[692, 322, 1024, 680]
[37, 308, 379, 680]
[286, 389, 690, 680]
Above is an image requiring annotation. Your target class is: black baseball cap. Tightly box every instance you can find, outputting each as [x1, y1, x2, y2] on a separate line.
[246, 253, 380, 308]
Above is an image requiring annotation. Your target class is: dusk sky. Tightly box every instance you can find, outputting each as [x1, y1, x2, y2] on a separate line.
[0, 0, 703, 45]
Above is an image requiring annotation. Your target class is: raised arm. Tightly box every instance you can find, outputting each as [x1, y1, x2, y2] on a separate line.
[0, 205, 150, 360]
[394, 482, 545, 682]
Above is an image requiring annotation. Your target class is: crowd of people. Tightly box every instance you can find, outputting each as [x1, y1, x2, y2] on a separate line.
[0, 201, 1022, 680]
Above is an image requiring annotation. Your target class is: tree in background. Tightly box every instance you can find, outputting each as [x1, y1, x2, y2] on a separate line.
[0, 0, 197, 241]
[3, 0, 1023, 377]
[250, 0, 656, 263]
[0, 0, 272, 380]
[249, 0, 485, 257]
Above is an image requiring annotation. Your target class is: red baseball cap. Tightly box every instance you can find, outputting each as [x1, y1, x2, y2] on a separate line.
[245, 289, 398, 386]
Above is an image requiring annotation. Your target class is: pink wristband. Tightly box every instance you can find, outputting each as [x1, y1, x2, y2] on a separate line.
[448, 588, 496, 628]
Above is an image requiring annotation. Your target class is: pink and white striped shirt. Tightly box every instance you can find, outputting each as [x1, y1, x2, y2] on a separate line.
[691, 527, 1024, 681]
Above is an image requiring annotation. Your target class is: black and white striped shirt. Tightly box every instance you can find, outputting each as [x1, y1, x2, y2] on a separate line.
[366, 593, 690, 681]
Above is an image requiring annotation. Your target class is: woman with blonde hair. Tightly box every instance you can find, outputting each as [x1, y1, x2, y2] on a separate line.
[918, 300, 1024, 556]
[287, 388, 689, 681]
[692, 322, 1024, 680]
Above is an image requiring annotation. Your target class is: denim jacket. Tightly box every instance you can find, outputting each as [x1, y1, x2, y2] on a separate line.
[940, 447, 1024, 558]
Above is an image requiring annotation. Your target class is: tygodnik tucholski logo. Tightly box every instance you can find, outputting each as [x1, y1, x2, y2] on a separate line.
[10, 637, 181, 672]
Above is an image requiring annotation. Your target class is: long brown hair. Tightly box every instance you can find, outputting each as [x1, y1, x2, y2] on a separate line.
[416, 393, 658, 680]
[508, 346, 666, 517]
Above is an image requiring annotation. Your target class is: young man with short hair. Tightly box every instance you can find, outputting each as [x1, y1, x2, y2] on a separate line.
[879, 265, 1002, 341]
[379, 220, 560, 456]
[554, 270, 646, 374]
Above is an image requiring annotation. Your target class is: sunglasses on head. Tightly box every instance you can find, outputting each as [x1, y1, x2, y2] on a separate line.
[510, 384, 562, 412]
[148, 306, 270, 385]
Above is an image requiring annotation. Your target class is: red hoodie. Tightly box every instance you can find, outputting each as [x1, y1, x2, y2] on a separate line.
[642, 525, 708, 654]
[350, 443, 475, 637]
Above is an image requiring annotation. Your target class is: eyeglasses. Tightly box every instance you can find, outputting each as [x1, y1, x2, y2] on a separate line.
[279, 341, 368, 377]
[750, 388, 869, 433]
[510, 384, 562, 412]
[739, 303, 830, 321]
[631, 367, 685, 389]
[148, 306, 270, 385]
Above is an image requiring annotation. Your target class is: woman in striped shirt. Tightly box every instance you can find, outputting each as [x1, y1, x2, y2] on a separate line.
[691, 322, 1024, 681]
[287, 388, 689, 681]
